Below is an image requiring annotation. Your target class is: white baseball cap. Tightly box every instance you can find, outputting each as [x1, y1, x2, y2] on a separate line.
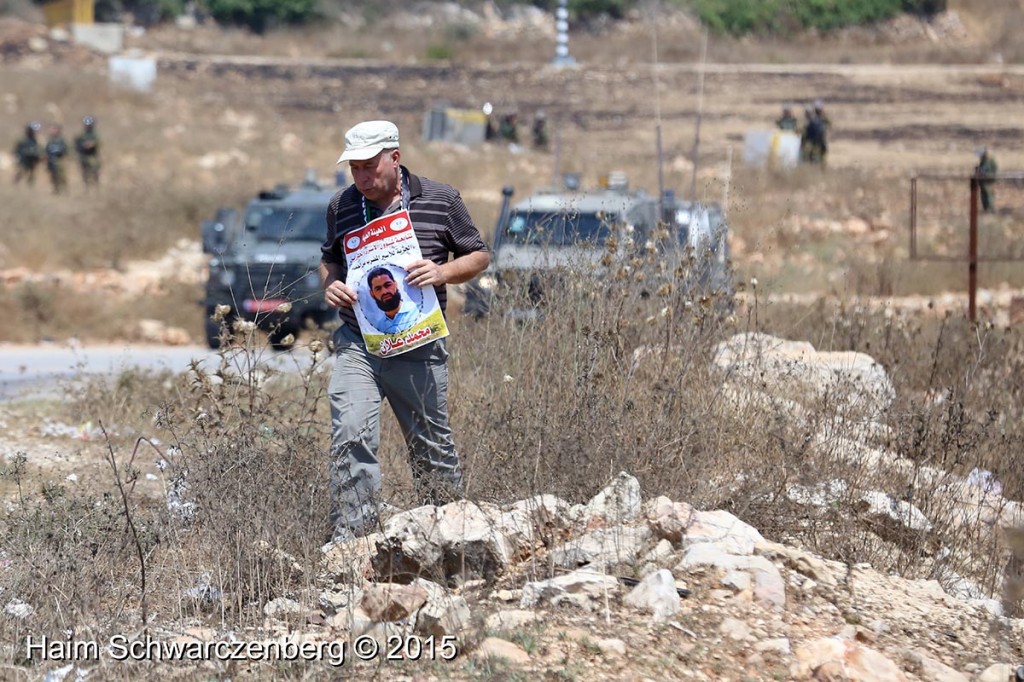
[337, 120, 400, 163]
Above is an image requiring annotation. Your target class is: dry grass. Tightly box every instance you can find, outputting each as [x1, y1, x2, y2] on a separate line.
[2, 263, 1022, 670]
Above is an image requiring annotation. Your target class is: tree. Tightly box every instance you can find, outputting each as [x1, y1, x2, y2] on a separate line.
[202, 0, 317, 33]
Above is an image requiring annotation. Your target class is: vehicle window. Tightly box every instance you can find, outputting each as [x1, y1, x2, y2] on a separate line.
[245, 207, 324, 241]
[505, 210, 618, 246]
[675, 207, 712, 248]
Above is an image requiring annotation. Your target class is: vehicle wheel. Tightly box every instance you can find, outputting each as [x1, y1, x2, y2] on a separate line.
[268, 324, 299, 351]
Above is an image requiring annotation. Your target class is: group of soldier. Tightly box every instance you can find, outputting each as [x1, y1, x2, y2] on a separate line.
[13, 116, 100, 193]
[776, 100, 831, 165]
[484, 106, 549, 151]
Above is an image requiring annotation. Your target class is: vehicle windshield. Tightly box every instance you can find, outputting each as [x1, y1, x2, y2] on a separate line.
[674, 207, 715, 248]
[504, 210, 618, 246]
[245, 206, 324, 241]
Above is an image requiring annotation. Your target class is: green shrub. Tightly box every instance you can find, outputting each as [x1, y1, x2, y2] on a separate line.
[788, 0, 902, 32]
[692, 0, 943, 36]
[426, 43, 456, 61]
[202, 0, 318, 32]
[691, 0, 786, 36]
[572, 0, 630, 20]
[902, 0, 946, 14]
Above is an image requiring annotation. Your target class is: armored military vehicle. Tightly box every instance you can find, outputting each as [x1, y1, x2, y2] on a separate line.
[462, 174, 731, 318]
[201, 174, 337, 349]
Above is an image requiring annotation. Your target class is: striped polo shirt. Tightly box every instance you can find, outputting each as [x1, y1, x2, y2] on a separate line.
[321, 167, 487, 331]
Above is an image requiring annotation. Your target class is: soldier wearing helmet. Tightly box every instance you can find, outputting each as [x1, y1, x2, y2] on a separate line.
[775, 105, 798, 131]
[75, 115, 101, 188]
[45, 124, 68, 194]
[975, 146, 998, 213]
[531, 110, 549, 151]
[13, 122, 42, 186]
[801, 101, 829, 166]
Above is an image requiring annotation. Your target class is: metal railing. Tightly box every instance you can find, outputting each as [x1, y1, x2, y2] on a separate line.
[910, 172, 1024, 320]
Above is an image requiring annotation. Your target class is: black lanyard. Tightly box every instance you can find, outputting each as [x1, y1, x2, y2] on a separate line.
[360, 169, 410, 225]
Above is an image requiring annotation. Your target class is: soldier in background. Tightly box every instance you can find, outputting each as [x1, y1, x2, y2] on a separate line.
[13, 122, 42, 185]
[499, 112, 519, 144]
[800, 106, 818, 163]
[811, 100, 831, 166]
[45, 124, 68, 194]
[775, 105, 798, 131]
[531, 110, 549, 150]
[74, 115, 101, 187]
[975, 146, 998, 213]
[482, 102, 497, 142]
[813, 99, 832, 133]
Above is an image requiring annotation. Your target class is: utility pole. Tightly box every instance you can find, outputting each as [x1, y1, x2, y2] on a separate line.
[652, 7, 664, 219]
[690, 28, 708, 200]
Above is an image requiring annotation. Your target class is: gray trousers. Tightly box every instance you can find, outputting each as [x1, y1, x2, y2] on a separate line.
[328, 323, 463, 537]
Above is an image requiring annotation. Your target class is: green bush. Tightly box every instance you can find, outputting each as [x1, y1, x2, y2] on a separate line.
[571, 0, 630, 20]
[788, 0, 902, 32]
[691, 0, 786, 36]
[202, 0, 318, 32]
[903, 0, 946, 14]
[426, 43, 455, 61]
[692, 0, 943, 36]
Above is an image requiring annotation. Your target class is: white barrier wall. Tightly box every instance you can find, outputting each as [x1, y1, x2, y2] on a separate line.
[108, 55, 157, 92]
[743, 130, 801, 169]
[71, 23, 123, 54]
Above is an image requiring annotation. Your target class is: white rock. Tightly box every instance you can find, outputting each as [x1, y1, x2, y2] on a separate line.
[644, 496, 695, 544]
[411, 578, 470, 637]
[793, 636, 907, 681]
[263, 597, 304, 619]
[977, 664, 1016, 682]
[714, 332, 895, 421]
[484, 609, 540, 632]
[685, 509, 764, 555]
[623, 569, 680, 621]
[857, 490, 932, 535]
[583, 471, 642, 525]
[473, 637, 530, 665]
[547, 524, 651, 571]
[719, 616, 751, 641]
[754, 637, 791, 655]
[520, 570, 619, 611]
[4, 598, 33, 619]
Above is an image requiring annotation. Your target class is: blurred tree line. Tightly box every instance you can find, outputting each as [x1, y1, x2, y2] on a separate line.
[691, 0, 947, 36]
[23, 0, 947, 34]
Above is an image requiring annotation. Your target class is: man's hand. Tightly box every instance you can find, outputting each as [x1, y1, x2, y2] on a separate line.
[325, 280, 357, 308]
[405, 259, 447, 288]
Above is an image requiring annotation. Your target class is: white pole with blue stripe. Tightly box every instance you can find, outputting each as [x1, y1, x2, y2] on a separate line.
[553, 0, 576, 67]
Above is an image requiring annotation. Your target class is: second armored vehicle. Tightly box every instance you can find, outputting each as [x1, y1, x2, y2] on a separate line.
[462, 174, 731, 318]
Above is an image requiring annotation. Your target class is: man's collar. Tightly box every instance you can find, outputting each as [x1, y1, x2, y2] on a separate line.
[402, 166, 422, 198]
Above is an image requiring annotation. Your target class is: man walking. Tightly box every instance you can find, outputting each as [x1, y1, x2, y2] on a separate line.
[320, 120, 489, 542]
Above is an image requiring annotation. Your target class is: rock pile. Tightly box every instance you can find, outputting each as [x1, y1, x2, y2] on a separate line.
[256, 469, 1022, 680]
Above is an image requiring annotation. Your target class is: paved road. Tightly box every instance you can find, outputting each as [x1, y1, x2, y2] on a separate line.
[0, 343, 324, 402]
